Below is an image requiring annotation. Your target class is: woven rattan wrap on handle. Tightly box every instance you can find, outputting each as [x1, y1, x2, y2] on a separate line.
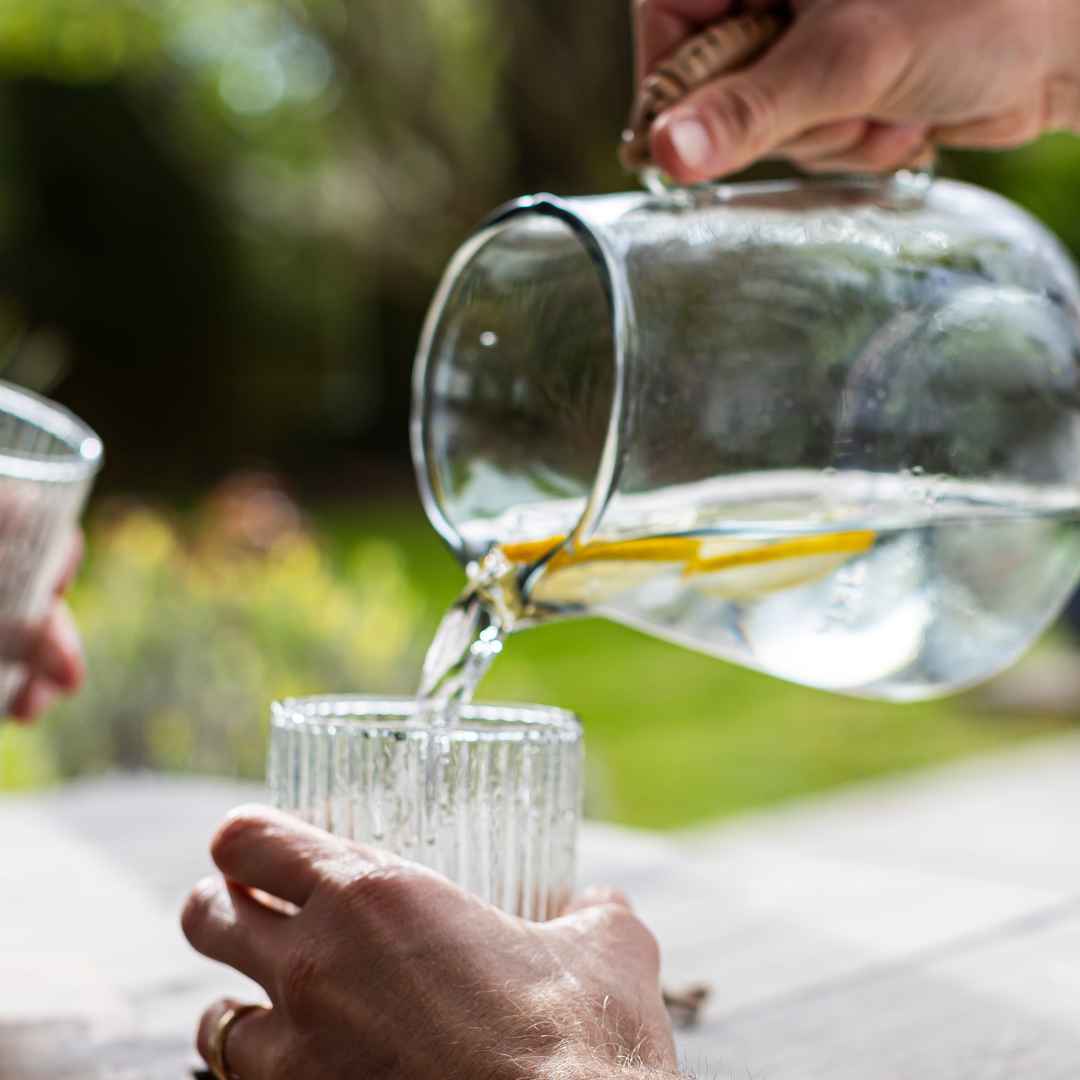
[620, 12, 787, 172]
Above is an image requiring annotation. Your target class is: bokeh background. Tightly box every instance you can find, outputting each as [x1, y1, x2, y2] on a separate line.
[1, 0, 1078, 827]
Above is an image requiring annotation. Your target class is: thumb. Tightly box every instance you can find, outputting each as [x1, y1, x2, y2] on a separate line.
[651, 4, 914, 181]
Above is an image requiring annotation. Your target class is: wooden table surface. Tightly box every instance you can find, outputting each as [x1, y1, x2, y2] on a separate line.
[3, 733, 1080, 1078]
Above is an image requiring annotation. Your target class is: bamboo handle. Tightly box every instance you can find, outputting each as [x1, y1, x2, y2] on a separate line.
[620, 12, 787, 172]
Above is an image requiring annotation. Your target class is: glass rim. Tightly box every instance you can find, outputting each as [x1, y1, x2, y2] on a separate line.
[410, 193, 629, 569]
[409, 175, 936, 572]
[0, 380, 103, 483]
[271, 695, 581, 741]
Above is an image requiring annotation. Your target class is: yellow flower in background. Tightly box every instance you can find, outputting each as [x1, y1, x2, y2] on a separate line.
[347, 542, 422, 668]
[8, 486, 427, 790]
[146, 707, 195, 769]
[100, 509, 178, 570]
[0, 726, 59, 791]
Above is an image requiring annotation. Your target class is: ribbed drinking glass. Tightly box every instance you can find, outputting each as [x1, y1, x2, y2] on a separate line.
[269, 696, 583, 921]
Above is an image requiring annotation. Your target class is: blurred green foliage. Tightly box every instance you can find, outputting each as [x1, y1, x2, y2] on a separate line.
[0, 480, 425, 790]
[0, 0, 630, 485]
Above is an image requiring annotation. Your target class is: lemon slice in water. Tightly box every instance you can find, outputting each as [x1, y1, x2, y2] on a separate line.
[684, 532, 876, 600]
[502, 536, 692, 606]
[501, 529, 877, 607]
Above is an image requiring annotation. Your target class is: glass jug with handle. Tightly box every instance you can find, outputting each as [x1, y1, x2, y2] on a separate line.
[411, 14, 1080, 703]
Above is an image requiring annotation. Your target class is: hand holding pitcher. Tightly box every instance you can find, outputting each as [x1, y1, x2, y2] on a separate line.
[632, 0, 1080, 182]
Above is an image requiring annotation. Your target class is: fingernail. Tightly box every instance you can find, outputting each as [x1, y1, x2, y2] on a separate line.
[667, 113, 714, 172]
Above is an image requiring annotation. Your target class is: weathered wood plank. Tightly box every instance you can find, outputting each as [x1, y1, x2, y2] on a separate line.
[686, 733, 1080, 893]
[0, 1022, 194, 1080]
[677, 911, 1080, 1079]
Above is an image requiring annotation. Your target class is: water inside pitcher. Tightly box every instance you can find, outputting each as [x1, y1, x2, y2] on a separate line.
[412, 164, 1080, 702]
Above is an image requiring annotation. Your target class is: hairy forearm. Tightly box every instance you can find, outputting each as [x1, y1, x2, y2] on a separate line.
[548, 1068, 688, 1080]
[593, 1071, 688, 1080]
[539, 1053, 690, 1080]
[583, 1072, 687, 1079]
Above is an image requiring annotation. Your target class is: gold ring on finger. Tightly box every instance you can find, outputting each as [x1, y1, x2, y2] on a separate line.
[207, 1002, 270, 1080]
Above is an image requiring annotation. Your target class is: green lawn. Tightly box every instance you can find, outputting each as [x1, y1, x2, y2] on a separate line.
[321, 503, 1068, 830]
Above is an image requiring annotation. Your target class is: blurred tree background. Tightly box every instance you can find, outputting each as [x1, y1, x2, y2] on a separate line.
[0, 0, 633, 488]
[0, 0, 1078, 826]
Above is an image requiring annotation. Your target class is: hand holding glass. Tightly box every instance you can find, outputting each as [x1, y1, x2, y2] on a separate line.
[269, 696, 583, 921]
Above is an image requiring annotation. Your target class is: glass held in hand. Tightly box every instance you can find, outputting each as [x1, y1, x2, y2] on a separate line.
[268, 696, 583, 921]
[0, 381, 101, 716]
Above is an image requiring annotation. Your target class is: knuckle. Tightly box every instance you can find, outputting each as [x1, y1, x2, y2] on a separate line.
[595, 899, 636, 933]
[180, 881, 214, 944]
[595, 903, 662, 968]
[599, 887, 631, 909]
[830, 3, 906, 57]
[1045, 76, 1080, 132]
[825, 3, 910, 96]
[707, 76, 778, 149]
[210, 805, 270, 866]
[338, 863, 434, 921]
[280, 941, 324, 1016]
[633, 920, 663, 971]
[621, 905, 660, 951]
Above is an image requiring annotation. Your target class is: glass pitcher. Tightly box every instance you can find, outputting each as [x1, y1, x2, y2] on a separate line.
[411, 11, 1080, 703]
[411, 169, 1080, 703]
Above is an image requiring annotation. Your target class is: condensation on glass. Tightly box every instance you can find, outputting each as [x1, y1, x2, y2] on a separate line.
[269, 696, 583, 921]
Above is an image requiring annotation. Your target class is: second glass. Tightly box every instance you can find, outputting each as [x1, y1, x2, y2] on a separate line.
[269, 696, 583, 921]
[0, 380, 102, 713]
